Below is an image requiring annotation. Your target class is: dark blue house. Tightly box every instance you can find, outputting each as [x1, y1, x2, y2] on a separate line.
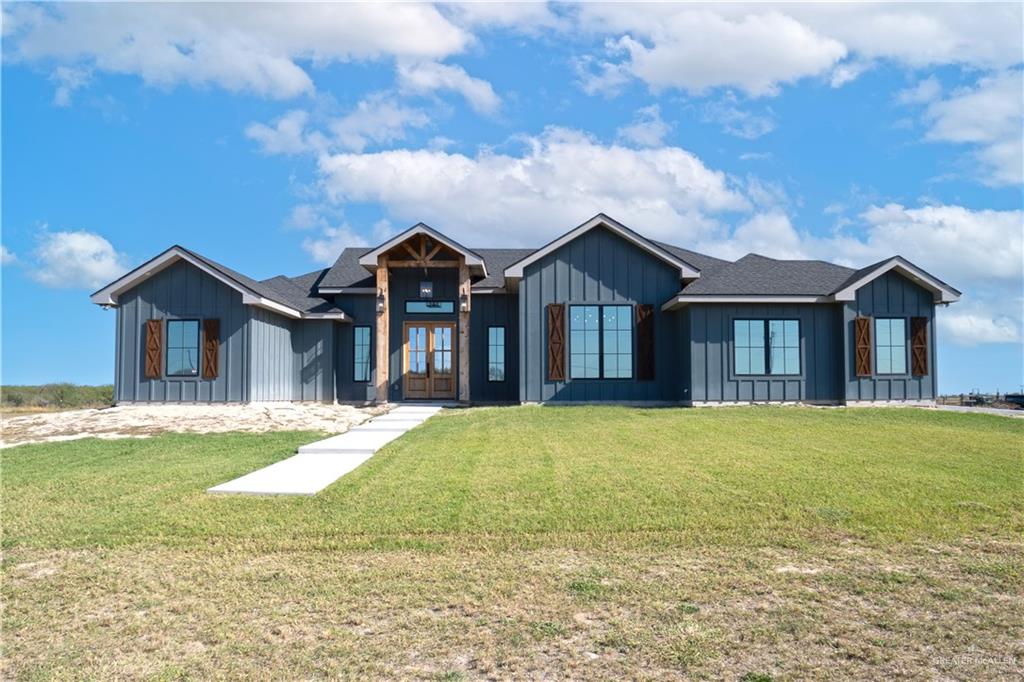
[91, 214, 960, 406]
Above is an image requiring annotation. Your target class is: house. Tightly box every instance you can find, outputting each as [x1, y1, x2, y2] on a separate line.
[90, 213, 960, 406]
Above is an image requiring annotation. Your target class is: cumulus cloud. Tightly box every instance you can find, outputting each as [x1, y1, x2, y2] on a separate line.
[703, 96, 776, 139]
[330, 95, 431, 152]
[315, 126, 749, 246]
[246, 110, 318, 155]
[301, 224, 368, 266]
[574, 4, 1022, 95]
[922, 70, 1023, 186]
[396, 61, 501, 115]
[3, 3, 470, 99]
[615, 105, 671, 147]
[49, 65, 91, 106]
[895, 76, 942, 105]
[1, 245, 18, 265]
[938, 306, 1022, 347]
[30, 230, 131, 289]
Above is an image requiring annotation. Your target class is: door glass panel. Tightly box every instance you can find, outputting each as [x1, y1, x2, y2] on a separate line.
[409, 326, 427, 375]
[433, 326, 453, 374]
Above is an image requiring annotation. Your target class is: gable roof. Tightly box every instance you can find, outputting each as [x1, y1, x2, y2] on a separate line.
[90, 246, 350, 320]
[357, 223, 487, 275]
[830, 255, 961, 303]
[503, 213, 702, 280]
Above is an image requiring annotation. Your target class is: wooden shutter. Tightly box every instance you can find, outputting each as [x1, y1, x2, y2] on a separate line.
[854, 316, 872, 377]
[910, 316, 928, 376]
[202, 319, 220, 379]
[547, 303, 565, 381]
[144, 319, 162, 378]
[636, 304, 655, 381]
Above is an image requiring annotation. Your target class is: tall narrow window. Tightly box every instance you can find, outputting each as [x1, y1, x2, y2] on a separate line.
[734, 319, 800, 375]
[875, 318, 907, 374]
[487, 326, 505, 381]
[353, 326, 371, 382]
[734, 319, 766, 375]
[602, 305, 633, 379]
[569, 305, 601, 378]
[768, 320, 800, 375]
[166, 319, 200, 377]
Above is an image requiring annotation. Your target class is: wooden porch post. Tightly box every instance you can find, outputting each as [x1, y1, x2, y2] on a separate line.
[375, 255, 389, 403]
[458, 257, 471, 403]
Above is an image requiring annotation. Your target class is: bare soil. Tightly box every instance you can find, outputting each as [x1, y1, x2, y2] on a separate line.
[0, 403, 386, 448]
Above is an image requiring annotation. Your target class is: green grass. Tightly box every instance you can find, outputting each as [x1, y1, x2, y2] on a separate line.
[3, 406, 1022, 679]
[3, 406, 1021, 550]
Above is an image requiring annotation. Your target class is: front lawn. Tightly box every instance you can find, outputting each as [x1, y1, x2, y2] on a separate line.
[3, 407, 1022, 679]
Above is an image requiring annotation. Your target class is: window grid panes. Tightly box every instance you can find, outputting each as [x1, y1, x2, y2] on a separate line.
[875, 318, 907, 374]
[353, 326, 371, 382]
[433, 326, 453, 375]
[488, 327, 505, 382]
[408, 326, 428, 375]
[569, 305, 632, 379]
[602, 305, 633, 379]
[768, 320, 800, 375]
[166, 319, 200, 377]
[734, 319, 801, 375]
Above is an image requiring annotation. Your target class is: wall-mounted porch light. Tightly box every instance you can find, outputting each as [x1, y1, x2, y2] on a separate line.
[459, 293, 469, 313]
[376, 290, 386, 313]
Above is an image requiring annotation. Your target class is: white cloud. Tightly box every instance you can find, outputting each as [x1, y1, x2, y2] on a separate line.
[397, 61, 501, 115]
[1, 245, 18, 265]
[895, 76, 942, 105]
[577, 8, 847, 97]
[703, 97, 776, 139]
[695, 211, 809, 261]
[246, 110, 317, 155]
[615, 105, 670, 147]
[49, 65, 91, 106]
[315, 126, 749, 246]
[574, 4, 1023, 95]
[938, 306, 1022, 346]
[285, 204, 325, 231]
[739, 152, 772, 162]
[30, 230, 130, 289]
[4, 3, 470, 99]
[444, 2, 566, 34]
[301, 224, 368, 266]
[923, 71, 1023, 186]
[330, 94, 431, 152]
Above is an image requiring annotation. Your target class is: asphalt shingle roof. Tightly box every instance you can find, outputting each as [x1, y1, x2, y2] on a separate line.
[679, 254, 855, 296]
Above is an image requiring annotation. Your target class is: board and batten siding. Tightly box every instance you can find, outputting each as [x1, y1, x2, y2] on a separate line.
[687, 303, 843, 403]
[114, 260, 249, 402]
[519, 225, 682, 402]
[470, 293, 519, 402]
[842, 271, 937, 402]
[334, 294, 377, 402]
[248, 309, 336, 402]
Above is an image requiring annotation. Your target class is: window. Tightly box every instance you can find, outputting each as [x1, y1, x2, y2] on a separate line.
[166, 319, 200, 377]
[569, 304, 632, 379]
[734, 319, 800, 375]
[353, 326, 371, 382]
[419, 281, 433, 298]
[768, 320, 800, 375]
[602, 306, 633, 379]
[487, 327, 505, 381]
[875, 318, 907, 375]
[405, 300, 454, 314]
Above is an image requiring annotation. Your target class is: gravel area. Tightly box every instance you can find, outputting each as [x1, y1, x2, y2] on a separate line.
[0, 403, 388, 448]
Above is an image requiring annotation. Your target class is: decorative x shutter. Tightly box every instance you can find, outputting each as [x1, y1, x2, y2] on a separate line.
[910, 317, 928, 376]
[547, 303, 565, 381]
[202, 319, 220, 379]
[854, 316, 872, 377]
[636, 304, 655, 381]
[144, 319, 162, 378]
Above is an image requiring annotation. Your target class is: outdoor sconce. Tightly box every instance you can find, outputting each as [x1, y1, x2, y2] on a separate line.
[459, 293, 469, 313]
[376, 290, 386, 313]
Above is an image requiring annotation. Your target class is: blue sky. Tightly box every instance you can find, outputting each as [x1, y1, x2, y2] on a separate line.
[2, 3, 1022, 393]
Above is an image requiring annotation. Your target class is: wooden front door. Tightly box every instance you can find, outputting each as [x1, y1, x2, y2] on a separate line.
[403, 323, 456, 400]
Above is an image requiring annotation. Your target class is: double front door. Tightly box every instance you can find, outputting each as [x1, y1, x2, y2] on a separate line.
[403, 322, 456, 400]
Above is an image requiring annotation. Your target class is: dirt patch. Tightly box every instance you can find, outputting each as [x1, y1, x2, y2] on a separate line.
[0, 403, 388, 448]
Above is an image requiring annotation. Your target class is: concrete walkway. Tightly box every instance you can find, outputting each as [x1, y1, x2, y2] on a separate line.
[207, 405, 443, 496]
